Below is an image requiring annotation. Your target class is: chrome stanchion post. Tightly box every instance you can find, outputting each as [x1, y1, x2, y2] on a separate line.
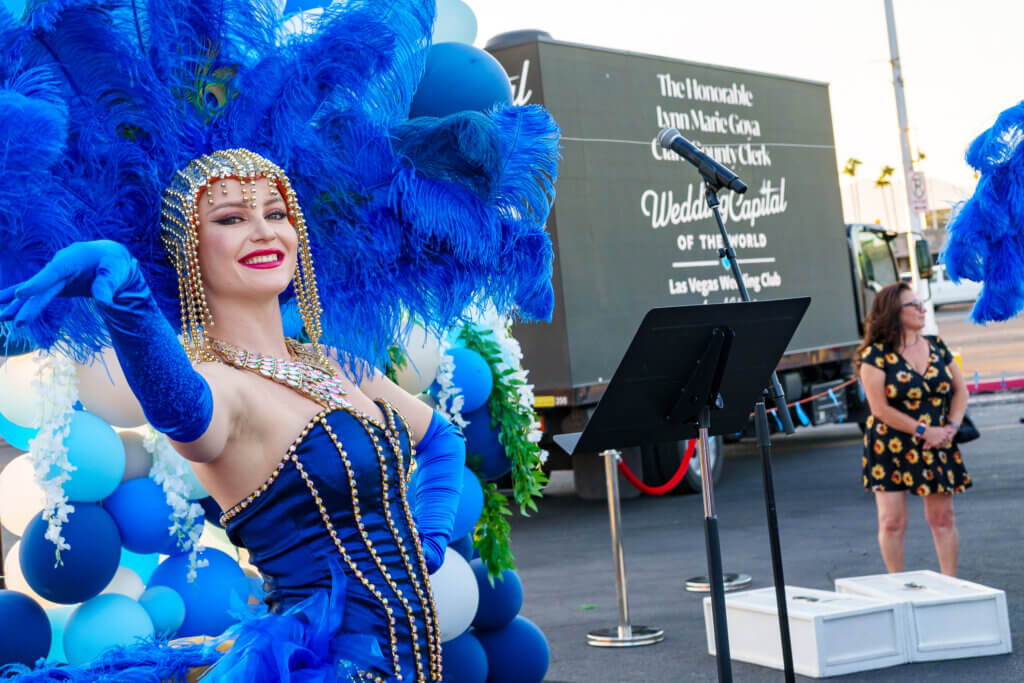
[698, 409, 733, 683]
[587, 449, 664, 647]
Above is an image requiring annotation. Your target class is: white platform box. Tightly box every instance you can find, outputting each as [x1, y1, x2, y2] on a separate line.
[835, 570, 1012, 662]
[703, 586, 909, 678]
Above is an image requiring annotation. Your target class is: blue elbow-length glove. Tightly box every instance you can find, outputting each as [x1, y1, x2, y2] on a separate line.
[0, 240, 212, 442]
[413, 411, 466, 573]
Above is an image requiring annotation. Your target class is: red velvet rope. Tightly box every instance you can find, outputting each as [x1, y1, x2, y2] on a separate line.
[617, 439, 697, 495]
[615, 377, 860, 495]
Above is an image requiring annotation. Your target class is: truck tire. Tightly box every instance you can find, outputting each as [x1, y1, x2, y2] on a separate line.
[641, 436, 724, 494]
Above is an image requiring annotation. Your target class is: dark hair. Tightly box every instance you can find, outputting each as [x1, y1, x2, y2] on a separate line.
[857, 281, 912, 366]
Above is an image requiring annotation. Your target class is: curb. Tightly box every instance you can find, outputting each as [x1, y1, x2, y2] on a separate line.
[969, 391, 1024, 407]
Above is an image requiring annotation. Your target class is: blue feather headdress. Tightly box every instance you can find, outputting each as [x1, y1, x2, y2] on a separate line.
[943, 100, 1024, 323]
[0, 0, 560, 364]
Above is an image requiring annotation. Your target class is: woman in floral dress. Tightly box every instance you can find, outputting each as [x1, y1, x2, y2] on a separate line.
[858, 282, 970, 576]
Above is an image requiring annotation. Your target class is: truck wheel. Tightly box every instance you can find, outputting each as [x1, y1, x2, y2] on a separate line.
[641, 436, 724, 494]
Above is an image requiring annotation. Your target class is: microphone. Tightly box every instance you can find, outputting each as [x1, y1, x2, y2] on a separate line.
[657, 128, 747, 194]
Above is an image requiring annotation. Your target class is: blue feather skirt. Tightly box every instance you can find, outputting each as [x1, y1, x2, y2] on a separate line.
[1, 564, 389, 682]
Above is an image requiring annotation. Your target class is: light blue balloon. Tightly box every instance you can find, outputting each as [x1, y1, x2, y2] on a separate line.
[0, 410, 37, 450]
[119, 548, 160, 584]
[434, 0, 477, 44]
[138, 586, 186, 637]
[50, 411, 125, 502]
[63, 594, 154, 666]
[44, 605, 76, 663]
[180, 466, 209, 500]
[1, 0, 25, 20]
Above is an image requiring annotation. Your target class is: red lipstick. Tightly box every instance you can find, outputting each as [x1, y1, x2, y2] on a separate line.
[239, 249, 284, 269]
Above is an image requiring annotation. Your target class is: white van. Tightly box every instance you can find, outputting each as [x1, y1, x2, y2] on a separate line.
[929, 264, 982, 309]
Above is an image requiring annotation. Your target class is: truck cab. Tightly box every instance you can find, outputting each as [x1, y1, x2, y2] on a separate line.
[848, 224, 901, 330]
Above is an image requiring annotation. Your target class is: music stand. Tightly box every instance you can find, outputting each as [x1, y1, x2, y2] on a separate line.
[556, 297, 809, 682]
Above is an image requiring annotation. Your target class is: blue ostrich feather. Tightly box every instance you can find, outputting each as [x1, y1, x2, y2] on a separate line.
[943, 100, 1024, 322]
[0, 0, 560, 367]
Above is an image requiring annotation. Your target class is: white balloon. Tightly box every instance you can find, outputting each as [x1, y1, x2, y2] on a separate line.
[4, 540, 60, 609]
[75, 348, 147, 428]
[0, 352, 43, 428]
[433, 0, 478, 44]
[429, 547, 479, 642]
[118, 429, 153, 481]
[100, 566, 146, 600]
[0, 454, 46, 536]
[278, 7, 323, 41]
[395, 325, 443, 395]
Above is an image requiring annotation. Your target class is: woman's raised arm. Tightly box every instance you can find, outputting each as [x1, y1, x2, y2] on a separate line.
[0, 240, 234, 462]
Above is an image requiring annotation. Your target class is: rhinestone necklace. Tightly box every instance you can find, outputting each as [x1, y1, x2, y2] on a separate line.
[208, 337, 351, 409]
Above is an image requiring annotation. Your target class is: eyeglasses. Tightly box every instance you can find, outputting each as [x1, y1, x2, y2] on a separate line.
[901, 300, 927, 311]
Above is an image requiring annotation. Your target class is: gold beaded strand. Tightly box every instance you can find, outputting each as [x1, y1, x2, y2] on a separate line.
[386, 405, 444, 678]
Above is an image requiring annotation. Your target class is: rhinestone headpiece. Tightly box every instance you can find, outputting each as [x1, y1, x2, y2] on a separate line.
[160, 148, 324, 362]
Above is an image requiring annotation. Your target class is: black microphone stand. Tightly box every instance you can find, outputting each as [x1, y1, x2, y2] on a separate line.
[703, 180, 797, 683]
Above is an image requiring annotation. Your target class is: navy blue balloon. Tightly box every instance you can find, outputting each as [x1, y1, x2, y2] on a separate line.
[449, 533, 474, 561]
[103, 478, 175, 554]
[198, 496, 224, 528]
[475, 616, 550, 683]
[20, 504, 121, 604]
[470, 559, 523, 632]
[442, 631, 488, 683]
[148, 548, 247, 637]
[0, 590, 51, 666]
[451, 467, 484, 540]
[462, 407, 510, 481]
[410, 42, 513, 119]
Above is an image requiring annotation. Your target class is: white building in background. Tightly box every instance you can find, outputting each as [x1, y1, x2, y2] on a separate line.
[839, 175, 976, 263]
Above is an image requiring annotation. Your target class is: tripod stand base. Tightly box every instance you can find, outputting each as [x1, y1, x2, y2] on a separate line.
[685, 573, 753, 593]
[586, 625, 664, 648]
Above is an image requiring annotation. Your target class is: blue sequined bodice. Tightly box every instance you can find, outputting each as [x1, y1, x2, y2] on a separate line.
[222, 403, 441, 682]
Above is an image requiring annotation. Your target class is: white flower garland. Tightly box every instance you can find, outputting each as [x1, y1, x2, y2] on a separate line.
[27, 353, 79, 561]
[143, 426, 207, 581]
[433, 341, 468, 428]
[473, 311, 547, 463]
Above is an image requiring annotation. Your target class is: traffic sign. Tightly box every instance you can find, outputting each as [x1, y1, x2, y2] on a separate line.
[908, 171, 928, 213]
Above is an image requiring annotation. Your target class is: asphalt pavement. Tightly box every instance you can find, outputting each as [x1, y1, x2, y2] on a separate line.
[511, 401, 1024, 682]
[936, 303, 1024, 383]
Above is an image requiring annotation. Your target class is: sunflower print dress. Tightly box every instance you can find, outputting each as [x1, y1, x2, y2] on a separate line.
[861, 336, 971, 496]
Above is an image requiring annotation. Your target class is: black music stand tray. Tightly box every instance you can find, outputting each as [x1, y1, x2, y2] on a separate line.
[555, 298, 809, 682]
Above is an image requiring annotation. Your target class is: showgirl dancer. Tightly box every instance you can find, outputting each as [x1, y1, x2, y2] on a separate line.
[0, 1, 559, 680]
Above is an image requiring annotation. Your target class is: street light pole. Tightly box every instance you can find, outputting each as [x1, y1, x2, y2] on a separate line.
[885, 0, 937, 332]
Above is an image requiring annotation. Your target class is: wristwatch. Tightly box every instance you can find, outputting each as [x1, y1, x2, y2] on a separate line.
[915, 422, 927, 438]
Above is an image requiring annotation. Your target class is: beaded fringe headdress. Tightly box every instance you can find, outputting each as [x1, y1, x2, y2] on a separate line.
[161, 149, 323, 362]
[0, 0, 559, 366]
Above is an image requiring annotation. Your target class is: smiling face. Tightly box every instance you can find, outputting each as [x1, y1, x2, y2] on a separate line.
[195, 178, 297, 306]
[898, 287, 927, 334]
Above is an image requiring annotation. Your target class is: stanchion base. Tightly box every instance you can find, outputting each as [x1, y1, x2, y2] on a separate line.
[684, 573, 753, 593]
[586, 625, 664, 648]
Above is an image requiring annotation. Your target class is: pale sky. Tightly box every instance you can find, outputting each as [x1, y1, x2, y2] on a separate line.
[472, 0, 1022, 199]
